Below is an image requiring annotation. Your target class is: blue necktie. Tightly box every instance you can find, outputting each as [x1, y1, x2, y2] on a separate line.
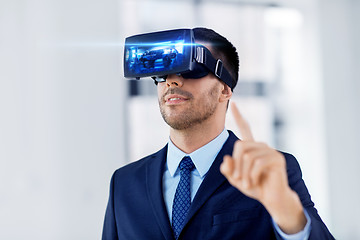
[172, 156, 195, 239]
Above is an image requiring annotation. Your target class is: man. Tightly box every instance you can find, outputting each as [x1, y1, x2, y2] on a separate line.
[102, 27, 334, 239]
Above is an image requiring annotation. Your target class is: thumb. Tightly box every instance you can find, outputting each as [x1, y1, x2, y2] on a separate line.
[220, 155, 235, 177]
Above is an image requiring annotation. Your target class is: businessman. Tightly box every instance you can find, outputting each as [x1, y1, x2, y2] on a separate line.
[102, 27, 334, 239]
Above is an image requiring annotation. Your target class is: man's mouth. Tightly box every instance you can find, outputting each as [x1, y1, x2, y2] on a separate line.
[168, 97, 183, 101]
[162, 88, 193, 105]
[165, 94, 189, 105]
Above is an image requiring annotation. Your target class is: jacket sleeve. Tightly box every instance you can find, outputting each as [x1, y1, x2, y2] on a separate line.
[279, 152, 335, 240]
[102, 171, 118, 240]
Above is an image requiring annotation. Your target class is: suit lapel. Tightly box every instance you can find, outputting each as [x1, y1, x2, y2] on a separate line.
[146, 145, 174, 240]
[184, 131, 238, 225]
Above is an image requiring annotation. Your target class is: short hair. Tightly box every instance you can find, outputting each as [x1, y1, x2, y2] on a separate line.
[193, 27, 239, 90]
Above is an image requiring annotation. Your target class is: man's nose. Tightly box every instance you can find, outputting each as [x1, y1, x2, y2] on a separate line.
[166, 74, 184, 87]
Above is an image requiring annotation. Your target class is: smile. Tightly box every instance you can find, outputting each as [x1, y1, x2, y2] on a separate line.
[165, 94, 189, 105]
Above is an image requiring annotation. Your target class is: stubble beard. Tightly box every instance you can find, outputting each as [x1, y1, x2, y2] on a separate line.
[159, 85, 219, 130]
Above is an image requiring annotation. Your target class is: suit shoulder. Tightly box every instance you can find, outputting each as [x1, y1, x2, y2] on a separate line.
[280, 151, 302, 174]
[112, 146, 167, 179]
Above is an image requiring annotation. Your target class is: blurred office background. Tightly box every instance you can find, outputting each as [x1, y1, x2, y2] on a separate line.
[0, 0, 359, 239]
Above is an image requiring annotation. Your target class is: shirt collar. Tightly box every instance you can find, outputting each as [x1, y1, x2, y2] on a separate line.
[166, 128, 229, 178]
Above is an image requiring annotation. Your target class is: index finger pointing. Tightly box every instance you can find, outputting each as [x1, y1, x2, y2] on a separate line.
[231, 102, 254, 141]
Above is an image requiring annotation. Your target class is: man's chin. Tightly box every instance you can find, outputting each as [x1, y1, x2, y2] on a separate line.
[162, 115, 191, 130]
[167, 122, 192, 131]
[161, 108, 187, 119]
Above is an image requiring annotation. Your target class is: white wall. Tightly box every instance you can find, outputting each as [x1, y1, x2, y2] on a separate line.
[319, 0, 360, 238]
[0, 0, 124, 239]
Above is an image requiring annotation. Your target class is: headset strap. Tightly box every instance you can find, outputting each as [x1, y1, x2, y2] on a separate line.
[194, 46, 234, 90]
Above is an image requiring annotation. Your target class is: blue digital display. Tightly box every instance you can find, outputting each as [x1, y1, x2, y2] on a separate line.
[124, 29, 194, 78]
[125, 41, 185, 75]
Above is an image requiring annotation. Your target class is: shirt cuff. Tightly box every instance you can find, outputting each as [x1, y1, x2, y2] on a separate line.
[272, 209, 311, 240]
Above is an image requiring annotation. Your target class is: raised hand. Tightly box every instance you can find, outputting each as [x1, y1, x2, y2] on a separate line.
[220, 102, 307, 234]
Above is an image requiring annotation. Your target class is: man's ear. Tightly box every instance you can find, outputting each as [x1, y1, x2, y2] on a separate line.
[219, 83, 232, 102]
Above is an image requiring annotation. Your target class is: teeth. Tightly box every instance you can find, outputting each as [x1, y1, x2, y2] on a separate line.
[169, 98, 181, 101]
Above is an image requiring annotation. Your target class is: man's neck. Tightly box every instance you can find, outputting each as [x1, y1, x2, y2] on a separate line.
[169, 120, 225, 154]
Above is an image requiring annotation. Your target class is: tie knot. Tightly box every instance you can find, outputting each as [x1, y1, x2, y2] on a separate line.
[179, 156, 195, 171]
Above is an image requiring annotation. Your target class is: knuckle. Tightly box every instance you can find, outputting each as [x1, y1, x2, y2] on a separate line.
[233, 141, 244, 156]
[243, 153, 251, 161]
[254, 158, 265, 167]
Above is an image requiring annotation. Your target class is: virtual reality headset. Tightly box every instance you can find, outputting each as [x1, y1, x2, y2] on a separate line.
[124, 29, 234, 90]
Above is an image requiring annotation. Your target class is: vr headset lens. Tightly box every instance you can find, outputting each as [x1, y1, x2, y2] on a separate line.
[124, 29, 195, 79]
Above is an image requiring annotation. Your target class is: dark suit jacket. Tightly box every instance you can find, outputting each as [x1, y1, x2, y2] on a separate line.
[102, 131, 334, 239]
